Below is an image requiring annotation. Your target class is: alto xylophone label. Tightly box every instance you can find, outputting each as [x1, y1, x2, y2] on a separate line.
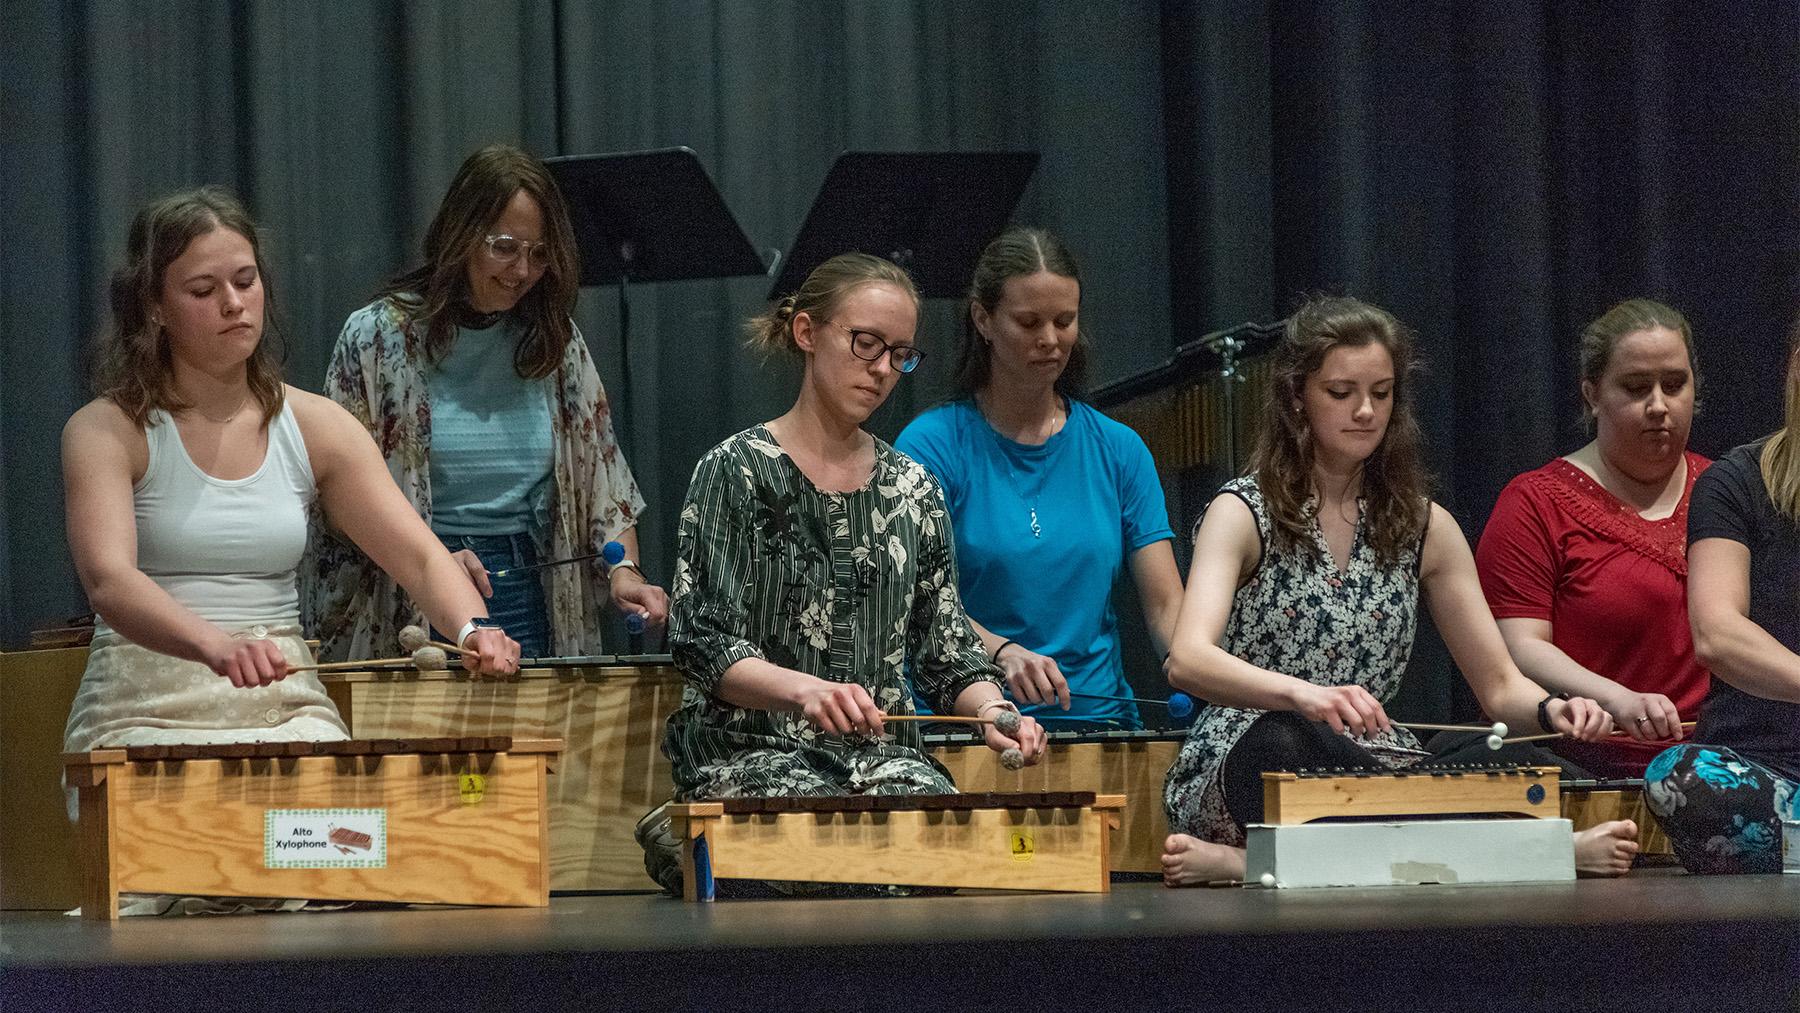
[265, 808, 388, 868]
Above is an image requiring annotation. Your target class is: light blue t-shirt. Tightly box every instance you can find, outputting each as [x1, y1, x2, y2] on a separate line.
[896, 399, 1173, 726]
[427, 319, 555, 537]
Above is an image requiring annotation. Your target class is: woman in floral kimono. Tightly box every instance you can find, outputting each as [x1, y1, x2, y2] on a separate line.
[303, 144, 664, 661]
[1158, 296, 1635, 886]
[636, 253, 1046, 893]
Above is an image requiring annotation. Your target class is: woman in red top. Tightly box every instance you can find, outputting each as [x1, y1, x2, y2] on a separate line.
[1476, 298, 1708, 778]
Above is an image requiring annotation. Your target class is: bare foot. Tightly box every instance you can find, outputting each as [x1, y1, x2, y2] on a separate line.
[1573, 820, 1639, 877]
[1161, 833, 1247, 887]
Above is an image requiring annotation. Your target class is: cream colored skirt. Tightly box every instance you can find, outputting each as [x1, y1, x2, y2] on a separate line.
[62, 624, 348, 815]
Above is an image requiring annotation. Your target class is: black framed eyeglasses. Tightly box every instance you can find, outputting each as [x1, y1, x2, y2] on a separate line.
[830, 320, 924, 374]
[482, 234, 552, 269]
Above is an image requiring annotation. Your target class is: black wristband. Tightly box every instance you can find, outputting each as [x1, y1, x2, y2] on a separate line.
[1537, 692, 1570, 733]
[991, 639, 1018, 664]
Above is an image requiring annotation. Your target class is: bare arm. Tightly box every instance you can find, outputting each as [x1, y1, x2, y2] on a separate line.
[1162, 494, 1388, 734]
[293, 389, 517, 672]
[1422, 503, 1612, 739]
[1130, 538, 1183, 657]
[62, 402, 287, 686]
[1689, 536, 1800, 703]
[1496, 618, 1685, 740]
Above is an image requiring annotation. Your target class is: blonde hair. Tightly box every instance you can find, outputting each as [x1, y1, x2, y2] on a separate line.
[1760, 314, 1800, 520]
[746, 253, 920, 354]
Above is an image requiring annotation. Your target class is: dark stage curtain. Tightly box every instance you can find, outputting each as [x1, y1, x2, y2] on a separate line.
[5, 3, 1797, 729]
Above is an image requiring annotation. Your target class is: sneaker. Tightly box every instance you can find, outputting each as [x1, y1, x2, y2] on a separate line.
[633, 804, 683, 895]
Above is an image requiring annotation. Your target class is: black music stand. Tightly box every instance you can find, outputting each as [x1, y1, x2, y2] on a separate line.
[768, 151, 1040, 300]
[545, 148, 767, 453]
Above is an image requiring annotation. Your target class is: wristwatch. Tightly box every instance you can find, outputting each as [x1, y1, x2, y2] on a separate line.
[456, 617, 501, 649]
[1537, 692, 1570, 734]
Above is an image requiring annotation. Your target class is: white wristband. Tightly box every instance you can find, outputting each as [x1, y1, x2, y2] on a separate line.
[608, 559, 644, 581]
[455, 619, 497, 648]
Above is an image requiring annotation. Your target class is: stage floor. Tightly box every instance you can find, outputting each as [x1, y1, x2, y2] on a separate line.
[4, 875, 1797, 1011]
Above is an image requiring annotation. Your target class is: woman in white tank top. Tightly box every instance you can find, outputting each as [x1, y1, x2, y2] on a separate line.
[62, 188, 525, 776]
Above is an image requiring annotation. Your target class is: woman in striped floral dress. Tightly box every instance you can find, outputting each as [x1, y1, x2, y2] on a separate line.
[636, 254, 1045, 893]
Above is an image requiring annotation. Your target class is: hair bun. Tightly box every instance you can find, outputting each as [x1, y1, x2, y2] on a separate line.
[775, 295, 798, 321]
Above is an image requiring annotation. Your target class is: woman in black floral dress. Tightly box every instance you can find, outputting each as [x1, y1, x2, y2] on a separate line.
[1159, 296, 1636, 885]
[636, 254, 1046, 893]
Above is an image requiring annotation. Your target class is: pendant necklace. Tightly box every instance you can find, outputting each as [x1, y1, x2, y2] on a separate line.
[993, 402, 1064, 539]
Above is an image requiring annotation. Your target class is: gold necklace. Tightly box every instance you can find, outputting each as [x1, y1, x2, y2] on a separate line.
[186, 397, 249, 425]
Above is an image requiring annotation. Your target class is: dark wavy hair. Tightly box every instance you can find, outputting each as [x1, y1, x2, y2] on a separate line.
[97, 186, 285, 427]
[376, 144, 579, 379]
[1248, 295, 1431, 564]
[951, 227, 1090, 399]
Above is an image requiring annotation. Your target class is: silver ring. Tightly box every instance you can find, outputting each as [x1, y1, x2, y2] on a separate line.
[1635, 716, 1651, 724]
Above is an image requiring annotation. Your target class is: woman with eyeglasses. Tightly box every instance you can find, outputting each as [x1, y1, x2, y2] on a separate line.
[895, 228, 1183, 728]
[304, 144, 665, 662]
[635, 253, 1045, 895]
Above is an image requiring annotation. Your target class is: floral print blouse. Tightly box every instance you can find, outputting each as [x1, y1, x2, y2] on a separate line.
[661, 425, 1001, 795]
[1164, 476, 1428, 846]
[301, 297, 645, 661]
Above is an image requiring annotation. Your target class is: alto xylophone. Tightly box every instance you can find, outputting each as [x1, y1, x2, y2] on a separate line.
[666, 789, 1125, 901]
[63, 735, 560, 920]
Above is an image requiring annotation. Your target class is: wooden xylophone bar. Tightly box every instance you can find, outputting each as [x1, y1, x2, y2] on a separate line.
[63, 736, 561, 920]
[667, 790, 1125, 901]
[117, 736, 516, 761]
[717, 790, 1098, 815]
[1262, 765, 1565, 825]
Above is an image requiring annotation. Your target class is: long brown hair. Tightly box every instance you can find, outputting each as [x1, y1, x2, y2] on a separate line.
[377, 144, 579, 380]
[745, 253, 921, 354]
[97, 186, 285, 427]
[951, 226, 1090, 399]
[1760, 312, 1800, 520]
[1247, 295, 1431, 564]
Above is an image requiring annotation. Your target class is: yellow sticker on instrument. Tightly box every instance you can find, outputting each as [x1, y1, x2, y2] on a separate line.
[1009, 830, 1035, 861]
[459, 773, 486, 805]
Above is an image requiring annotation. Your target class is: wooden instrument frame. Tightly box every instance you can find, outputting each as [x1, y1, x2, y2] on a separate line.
[666, 794, 1125, 901]
[1262, 766, 1564, 824]
[62, 738, 560, 920]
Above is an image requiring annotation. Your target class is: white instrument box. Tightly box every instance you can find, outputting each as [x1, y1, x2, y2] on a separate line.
[1245, 818, 1576, 888]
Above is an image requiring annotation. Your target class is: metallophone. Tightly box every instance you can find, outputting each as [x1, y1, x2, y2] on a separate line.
[665, 790, 1125, 902]
[62, 735, 560, 920]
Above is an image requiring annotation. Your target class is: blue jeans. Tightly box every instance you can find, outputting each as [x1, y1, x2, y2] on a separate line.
[433, 531, 551, 658]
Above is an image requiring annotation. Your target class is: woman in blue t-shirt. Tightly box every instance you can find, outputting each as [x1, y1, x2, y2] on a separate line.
[896, 228, 1184, 727]
[1649, 317, 1800, 874]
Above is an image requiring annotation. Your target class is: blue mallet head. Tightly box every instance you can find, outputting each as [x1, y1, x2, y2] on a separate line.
[602, 541, 626, 566]
[1167, 693, 1195, 720]
[625, 612, 646, 635]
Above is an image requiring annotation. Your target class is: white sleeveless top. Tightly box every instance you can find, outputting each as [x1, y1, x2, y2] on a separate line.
[95, 402, 314, 634]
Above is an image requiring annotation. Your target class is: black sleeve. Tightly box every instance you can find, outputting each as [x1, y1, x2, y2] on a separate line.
[1688, 449, 1759, 547]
